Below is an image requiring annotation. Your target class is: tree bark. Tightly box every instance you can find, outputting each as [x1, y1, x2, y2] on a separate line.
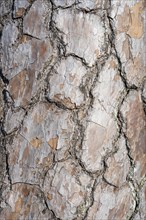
[0, 0, 146, 219]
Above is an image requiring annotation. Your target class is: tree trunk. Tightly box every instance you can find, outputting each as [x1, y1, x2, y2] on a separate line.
[0, 0, 145, 219]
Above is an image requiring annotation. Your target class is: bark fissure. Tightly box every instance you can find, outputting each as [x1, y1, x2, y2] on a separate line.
[0, 0, 145, 219]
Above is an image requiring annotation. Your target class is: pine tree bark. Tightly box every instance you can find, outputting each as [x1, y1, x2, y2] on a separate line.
[0, 0, 146, 219]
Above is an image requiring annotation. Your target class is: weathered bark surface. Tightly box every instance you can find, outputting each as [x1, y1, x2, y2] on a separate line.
[0, 0, 146, 219]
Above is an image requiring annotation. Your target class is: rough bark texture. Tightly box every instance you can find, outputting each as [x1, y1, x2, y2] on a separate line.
[0, 0, 146, 219]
